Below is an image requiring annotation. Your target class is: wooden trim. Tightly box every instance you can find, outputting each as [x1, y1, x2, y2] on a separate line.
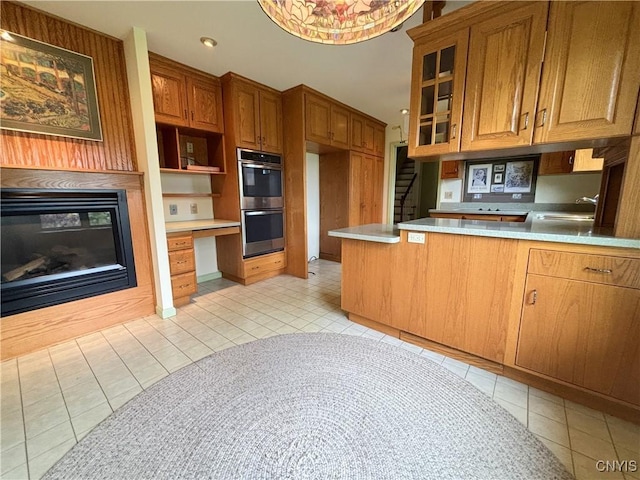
[221, 71, 281, 96]
[160, 168, 225, 176]
[221, 267, 285, 286]
[0, 165, 144, 176]
[192, 226, 240, 238]
[614, 136, 640, 239]
[148, 52, 221, 83]
[1, 166, 144, 190]
[348, 313, 401, 338]
[400, 331, 504, 375]
[503, 366, 640, 425]
[319, 252, 341, 263]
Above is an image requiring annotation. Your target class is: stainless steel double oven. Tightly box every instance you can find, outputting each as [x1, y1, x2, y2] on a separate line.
[237, 148, 284, 258]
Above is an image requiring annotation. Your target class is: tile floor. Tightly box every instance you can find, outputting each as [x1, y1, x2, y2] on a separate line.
[1, 260, 638, 479]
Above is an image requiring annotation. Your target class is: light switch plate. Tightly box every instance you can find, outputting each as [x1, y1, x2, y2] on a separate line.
[186, 142, 194, 154]
[407, 232, 425, 244]
[169, 204, 178, 215]
[190, 203, 198, 214]
[444, 191, 453, 200]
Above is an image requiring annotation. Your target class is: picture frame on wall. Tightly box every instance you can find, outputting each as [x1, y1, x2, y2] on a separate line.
[467, 163, 492, 194]
[493, 173, 503, 184]
[0, 31, 103, 141]
[504, 160, 535, 193]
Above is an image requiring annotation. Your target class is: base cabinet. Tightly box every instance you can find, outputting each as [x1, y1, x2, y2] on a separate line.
[167, 233, 197, 306]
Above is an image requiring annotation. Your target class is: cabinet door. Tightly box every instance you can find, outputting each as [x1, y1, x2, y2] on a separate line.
[348, 152, 364, 226]
[259, 90, 283, 154]
[419, 234, 518, 363]
[462, 2, 547, 150]
[234, 83, 261, 150]
[517, 274, 640, 405]
[150, 64, 189, 127]
[534, 2, 640, 143]
[306, 94, 331, 145]
[350, 113, 367, 152]
[373, 123, 386, 157]
[363, 120, 375, 154]
[330, 105, 350, 149]
[187, 76, 224, 133]
[409, 29, 469, 158]
[440, 160, 461, 179]
[538, 151, 574, 175]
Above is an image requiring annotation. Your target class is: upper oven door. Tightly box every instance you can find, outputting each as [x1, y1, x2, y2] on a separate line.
[238, 162, 284, 210]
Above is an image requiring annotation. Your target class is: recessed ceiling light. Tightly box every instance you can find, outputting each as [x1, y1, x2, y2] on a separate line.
[200, 37, 217, 48]
[400, 108, 409, 115]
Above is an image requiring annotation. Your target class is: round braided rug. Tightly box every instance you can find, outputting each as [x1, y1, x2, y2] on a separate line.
[44, 333, 573, 479]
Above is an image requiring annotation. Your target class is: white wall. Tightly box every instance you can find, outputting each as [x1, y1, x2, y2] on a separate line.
[306, 152, 320, 260]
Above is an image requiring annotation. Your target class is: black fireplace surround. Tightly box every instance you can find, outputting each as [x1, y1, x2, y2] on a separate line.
[1, 188, 137, 316]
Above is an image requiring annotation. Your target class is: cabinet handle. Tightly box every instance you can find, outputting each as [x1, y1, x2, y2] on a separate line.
[252, 266, 260, 270]
[522, 113, 529, 130]
[262, 136, 266, 144]
[530, 289, 538, 305]
[451, 124, 457, 139]
[191, 111, 194, 121]
[537, 109, 547, 127]
[584, 267, 612, 274]
[184, 109, 188, 119]
[177, 260, 187, 264]
[569, 155, 574, 165]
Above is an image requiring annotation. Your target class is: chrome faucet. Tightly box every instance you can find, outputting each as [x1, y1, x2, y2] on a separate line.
[575, 194, 599, 205]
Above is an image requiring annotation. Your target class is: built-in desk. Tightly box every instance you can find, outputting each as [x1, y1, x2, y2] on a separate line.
[165, 219, 241, 306]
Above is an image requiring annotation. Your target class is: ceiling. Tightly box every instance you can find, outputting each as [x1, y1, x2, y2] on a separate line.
[21, 1, 468, 129]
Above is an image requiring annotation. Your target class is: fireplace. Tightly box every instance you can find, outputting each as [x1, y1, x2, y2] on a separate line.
[1, 189, 137, 316]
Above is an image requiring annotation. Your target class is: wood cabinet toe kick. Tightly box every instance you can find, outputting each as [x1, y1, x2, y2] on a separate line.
[339, 233, 640, 423]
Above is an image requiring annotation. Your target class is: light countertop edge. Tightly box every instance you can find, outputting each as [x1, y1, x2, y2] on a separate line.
[328, 224, 400, 244]
[165, 219, 241, 233]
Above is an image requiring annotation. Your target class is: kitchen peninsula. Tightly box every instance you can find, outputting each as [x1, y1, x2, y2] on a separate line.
[329, 217, 640, 422]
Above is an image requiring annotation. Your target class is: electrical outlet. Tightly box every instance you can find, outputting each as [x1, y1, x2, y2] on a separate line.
[512, 193, 522, 199]
[407, 232, 425, 244]
[186, 142, 194, 154]
[444, 191, 453, 200]
[473, 194, 482, 199]
[190, 203, 198, 214]
[169, 204, 178, 215]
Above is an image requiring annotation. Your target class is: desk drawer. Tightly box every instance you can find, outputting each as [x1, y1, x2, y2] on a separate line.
[528, 249, 640, 289]
[169, 249, 195, 275]
[167, 234, 193, 252]
[171, 271, 197, 298]
[243, 252, 286, 277]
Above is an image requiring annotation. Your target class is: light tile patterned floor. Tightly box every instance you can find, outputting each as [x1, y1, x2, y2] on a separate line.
[1, 260, 638, 479]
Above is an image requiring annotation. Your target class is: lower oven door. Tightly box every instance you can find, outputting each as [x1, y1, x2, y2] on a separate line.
[241, 210, 285, 258]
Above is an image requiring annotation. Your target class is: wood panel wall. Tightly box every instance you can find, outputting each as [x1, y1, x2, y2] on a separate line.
[1, 2, 136, 171]
[0, 168, 155, 360]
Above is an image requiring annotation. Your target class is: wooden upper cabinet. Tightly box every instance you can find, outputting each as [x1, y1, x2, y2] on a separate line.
[373, 124, 386, 157]
[230, 78, 282, 153]
[408, 28, 469, 158]
[149, 54, 223, 133]
[150, 63, 189, 127]
[259, 89, 283, 154]
[462, 2, 548, 150]
[351, 113, 376, 154]
[538, 151, 574, 175]
[534, 1, 640, 144]
[348, 152, 384, 226]
[187, 75, 224, 133]
[440, 160, 461, 179]
[305, 94, 350, 149]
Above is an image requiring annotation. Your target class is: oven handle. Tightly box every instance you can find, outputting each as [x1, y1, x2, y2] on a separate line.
[240, 162, 282, 170]
[244, 210, 283, 216]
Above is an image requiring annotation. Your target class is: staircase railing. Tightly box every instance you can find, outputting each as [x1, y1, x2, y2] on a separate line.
[399, 173, 418, 223]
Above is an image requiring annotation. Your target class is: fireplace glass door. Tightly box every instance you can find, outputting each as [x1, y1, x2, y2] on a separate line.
[1, 189, 137, 316]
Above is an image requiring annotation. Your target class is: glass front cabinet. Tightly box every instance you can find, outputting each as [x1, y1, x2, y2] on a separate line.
[408, 29, 469, 158]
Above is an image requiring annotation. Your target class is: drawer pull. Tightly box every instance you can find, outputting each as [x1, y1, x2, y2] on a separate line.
[176, 260, 188, 265]
[174, 242, 188, 246]
[584, 267, 612, 274]
[178, 284, 190, 289]
[530, 289, 537, 305]
[252, 266, 260, 270]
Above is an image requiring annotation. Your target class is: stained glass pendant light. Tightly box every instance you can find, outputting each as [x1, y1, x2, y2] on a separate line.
[257, 0, 426, 45]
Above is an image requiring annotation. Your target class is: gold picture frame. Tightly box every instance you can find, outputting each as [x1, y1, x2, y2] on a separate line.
[0, 31, 103, 141]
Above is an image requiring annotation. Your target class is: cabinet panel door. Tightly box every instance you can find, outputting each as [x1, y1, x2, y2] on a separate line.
[363, 121, 375, 154]
[462, 2, 547, 150]
[420, 234, 518, 362]
[408, 29, 469, 158]
[259, 90, 283, 154]
[150, 65, 189, 127]
[535, 2, 640, 143]
[348, 152, 363, 226]
[351, 113, 367, 152]
[235, 84, 261, 150]
[187, 76, 224, 133]
[373, 124, 386, 157]
[440, 160, 460, 179]
[516, 275, 640, 405]
[305, 94, 332, 145]
[330, 105, 350, 149]
[538, 151, 574, 175]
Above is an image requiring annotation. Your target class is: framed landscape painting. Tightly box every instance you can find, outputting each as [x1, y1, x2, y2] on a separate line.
[0, 31, 102, 141]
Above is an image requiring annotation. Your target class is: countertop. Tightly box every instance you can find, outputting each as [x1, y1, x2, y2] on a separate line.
[327, 213, 639, 248]
[327, 224, 400, 244]
[429, 208, 530, 216]
[165, 219, 240, 234]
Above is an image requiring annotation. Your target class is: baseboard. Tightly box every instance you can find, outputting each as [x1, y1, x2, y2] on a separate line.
[197, 271, 222, 283]
[319, 252, 341, 263]
[156, 305, 177, 319]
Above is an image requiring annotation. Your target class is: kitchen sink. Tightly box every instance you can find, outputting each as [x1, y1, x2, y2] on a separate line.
[535, 213, 595, 222]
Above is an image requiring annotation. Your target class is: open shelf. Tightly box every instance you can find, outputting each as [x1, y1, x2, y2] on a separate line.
[161, 193, 217, 198]
[157, 125, 226, 174]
